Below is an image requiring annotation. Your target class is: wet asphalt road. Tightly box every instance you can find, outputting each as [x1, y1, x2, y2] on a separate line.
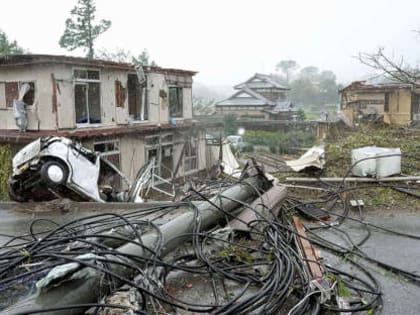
[317, 210, 420, 315]
[0, 204, 419, 314]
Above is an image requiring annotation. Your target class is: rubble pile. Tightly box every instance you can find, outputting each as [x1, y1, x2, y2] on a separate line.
[0, 159, 419, 314]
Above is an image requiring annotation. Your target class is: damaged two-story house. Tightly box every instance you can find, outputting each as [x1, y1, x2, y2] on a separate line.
[215, 73, 296, 120]
[0, 54, 221, 188]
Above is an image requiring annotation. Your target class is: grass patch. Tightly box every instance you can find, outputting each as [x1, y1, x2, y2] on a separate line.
[324, 124, 420, 177]
[0, 145, 12, 201]
[244, 130, 316, 154]
[323, 124, 420, 211]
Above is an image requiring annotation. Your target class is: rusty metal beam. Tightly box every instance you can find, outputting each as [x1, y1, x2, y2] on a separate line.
[292, 216, 324, 280]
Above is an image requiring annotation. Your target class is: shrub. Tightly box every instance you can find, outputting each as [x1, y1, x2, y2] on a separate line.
[0, 145, 12, 200]
[244, 130, 316, 154]
[241, 143, 254, 152]
[224, 114, 238, 136]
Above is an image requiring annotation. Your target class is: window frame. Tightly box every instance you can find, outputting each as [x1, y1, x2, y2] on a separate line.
[184, 136, 198, 173]
[168, 86, 183, 118]
[144, 133, 174, 176]
[127, 73, 148, 122]
[2, 80, 36, 108]
[93, 139, 122, 189]
[93, 139, 120, 155]
[73, 68, 102, 127]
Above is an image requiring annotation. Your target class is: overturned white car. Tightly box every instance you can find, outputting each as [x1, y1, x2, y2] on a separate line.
[8, 137, 129, 202]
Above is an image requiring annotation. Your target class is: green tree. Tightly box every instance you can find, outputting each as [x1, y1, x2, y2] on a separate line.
[296, 108, 306, 121]
[59, 0, 111, 58]
[224, 114, 238, 136]
[290, 77, 320, 105]
[0, 29, 24, 55]
[275, 60, 299, 83]
[133, 49, 157, 66]
[95, 47, 131, 62]
[300, 66, 319, 81]
[289, 66, 340, 107]
[95, 47, 158, 67]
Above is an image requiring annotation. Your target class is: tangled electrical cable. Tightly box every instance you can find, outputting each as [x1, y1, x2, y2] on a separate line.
[0, 175, 324, 315]
[282, 153, 420, 314]
[1, 154, 418, 314]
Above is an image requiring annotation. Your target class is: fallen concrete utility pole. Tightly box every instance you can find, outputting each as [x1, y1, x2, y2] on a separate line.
[229, 182, 287, 232]
[2, 170, 271, 315]
[286, 176, 420, 183]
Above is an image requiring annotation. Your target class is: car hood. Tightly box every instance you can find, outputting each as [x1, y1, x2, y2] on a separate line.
[12, 139, 41, 168]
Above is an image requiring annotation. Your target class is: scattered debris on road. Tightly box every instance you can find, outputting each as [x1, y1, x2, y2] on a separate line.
[285, 144, 325, 172]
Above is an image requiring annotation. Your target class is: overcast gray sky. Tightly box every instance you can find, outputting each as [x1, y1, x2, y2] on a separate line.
[1, 0, 420, 86]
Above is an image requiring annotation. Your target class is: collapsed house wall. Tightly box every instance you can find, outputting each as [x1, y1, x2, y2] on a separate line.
[340, 81, 414, 126]
[81, 127, 207, 186]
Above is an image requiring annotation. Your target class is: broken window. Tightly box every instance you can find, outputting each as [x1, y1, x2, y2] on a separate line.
[94, 140, 121, 189]
[184, 136, 198, 172]
[4, 81, 35, 107]
[94, 140, 119, 153]
[169, 87, 183, 118]
[74, 69, 100, 80]
[115, 80, 125, 107]
[74, 69, 101, 124]
[127, 74, 148, 121]
[145, 133, 174, 178]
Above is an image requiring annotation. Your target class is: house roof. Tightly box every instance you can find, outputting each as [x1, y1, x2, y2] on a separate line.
[216, 86, 294, 112]
[0, 54, 197, 75]
[262, 101, 295, 114]
[216, 86, 275, 107]
[234, 73, 290, 90]
[340, 80, 412, 93]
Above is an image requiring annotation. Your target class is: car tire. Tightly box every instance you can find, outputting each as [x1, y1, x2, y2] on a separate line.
[41, 160, 69, 186]
[8, 178, 28, 202]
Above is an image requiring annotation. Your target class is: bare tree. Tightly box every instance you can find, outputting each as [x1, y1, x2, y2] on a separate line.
[358, 48, 417, 84]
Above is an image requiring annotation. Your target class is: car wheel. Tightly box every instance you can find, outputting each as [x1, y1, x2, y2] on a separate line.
[8, 178, 28, 202]
[41, 160, 69, 185]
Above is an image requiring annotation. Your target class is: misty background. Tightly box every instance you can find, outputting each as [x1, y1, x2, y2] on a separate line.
[2, 0, 420, 116]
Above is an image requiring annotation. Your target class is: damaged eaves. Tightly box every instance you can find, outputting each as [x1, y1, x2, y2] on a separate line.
[0, 54, 198, 76]
[0, 120, 222, 144]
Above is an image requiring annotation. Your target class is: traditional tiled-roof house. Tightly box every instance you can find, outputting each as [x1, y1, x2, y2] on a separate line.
[215, 73, 296, 120]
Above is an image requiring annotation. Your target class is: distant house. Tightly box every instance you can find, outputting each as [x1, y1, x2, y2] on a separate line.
[215, 73, 296, 120]
[0, 54, 222, 185]
[340, 80, 420, 126]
